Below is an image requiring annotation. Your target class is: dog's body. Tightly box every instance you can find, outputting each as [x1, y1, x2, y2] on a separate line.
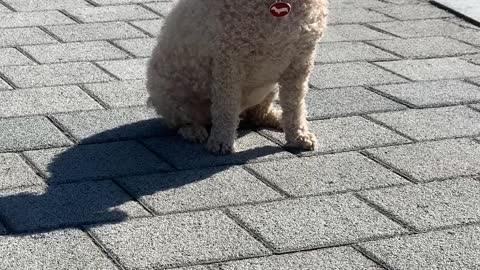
[147, 0, 328, 154]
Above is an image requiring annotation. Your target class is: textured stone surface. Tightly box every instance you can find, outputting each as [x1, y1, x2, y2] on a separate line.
[66, 5, 158, 23]
[0, 180, 149, 232]
[0, 27, 57, 47]
[246, 152, 408, 196]
[129, 19, 164, 36]
[366, 139, 480, 181]
[144, 2, 176, 16]
[372, 80, 480, 107]
[0, 10, 74, 28]
[315, 42, 398, 63]
[306, 87, 406, 119]
[0, 116, 72, 152]
[0, 48, 33, 66]
[369, 106, 480, 140]
[360, 178, 480, 231]
[310, 62, 407, 89]
[3, 0, 91, 11]
[97, 58, 148, 80]
[370, 19, 466, 38]
[0, 153, 44, 190]
[24, 141, 173, 183]
[117, 166, 282, 214]
[230, 194, 406, 251]
[113, 38, 156, 57]
[372, 4, 453, 20]
[360, 225, 480, 270]
[0, 86, 103, 117]
[323, 24, 395, 42]
[328, 8, 393, 24]
[89, 211, 270, 270]
[261, 116, 410, 155]
[52, 107, 173, 143]
[0, 229, 117, 269]
[83, 79, 149, 107]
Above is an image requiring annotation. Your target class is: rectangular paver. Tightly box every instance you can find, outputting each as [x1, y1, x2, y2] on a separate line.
[46, 21, 149, 42]
[113, 37, 156, 57]
[0, 62, 114, 88]
[0, 27, 57, 47]
[3, 0, 91, 11]
[0, 116, 72, 152]
[310, 62, 407, 89]
[52, 107, 173, 143]
[24, 141, 173, 183]
[143, 132, 294, 170]
[0, 10, 74, 28]
[376, 58, 480, 81]
[229, 194, 406, 252]
[97, 58, 148, 80]
[372, 80, 480, 107]
[129, 19, 164, 36]
[329, 0, 387, 8]
[83, 79, 149, 107]
[143, 2, 176, 16]
[0, 153, 44, 190]
[0, 180, 149, 232]
[366, 139, 480, 181]
[220, 247, 383, 270]
[261, 116, 410, 155]
[21, 41, 130, 64]
[328, 8, 394, 24]
[315, 41, 398, 63]
[89, 211, 270, 270]
[372, 4, 453, 20]
[359, 178, 480, 231]
[0, 86, 103, 117]
[0, 48, 33, 66]
[117, 166, 282, 214]
[66, 5, 158, 23]
[369, 19, 466, 38]
[0, 229, 117, 269]
[306, 87, 406, 119]
[323, 24, 395, 43]
[246, 152, 408, 196]
[369, 106, 480, 140]
[360, 225, 480, 270]
[451, 28, 480, 47]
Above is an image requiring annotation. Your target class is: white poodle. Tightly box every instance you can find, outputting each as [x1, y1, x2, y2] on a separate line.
[147, 0, 328, 154]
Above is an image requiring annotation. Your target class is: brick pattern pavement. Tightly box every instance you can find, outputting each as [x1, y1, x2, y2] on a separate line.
[0, 0, 480, 269]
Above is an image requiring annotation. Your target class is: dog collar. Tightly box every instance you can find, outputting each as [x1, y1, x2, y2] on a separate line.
[269, 1, 291, 17]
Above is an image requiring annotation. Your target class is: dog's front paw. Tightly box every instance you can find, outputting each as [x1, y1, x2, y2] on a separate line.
[206, 137, 236, 155]
[286, 131, 317, 151]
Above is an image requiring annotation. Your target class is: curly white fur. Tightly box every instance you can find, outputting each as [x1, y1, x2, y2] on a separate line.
[147, 0, 328, 154]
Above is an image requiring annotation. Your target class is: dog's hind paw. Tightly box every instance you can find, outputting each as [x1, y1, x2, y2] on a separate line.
[178, 124, 209, 144]
[206, 137, 236, 155]
[286, 131, 317, 151]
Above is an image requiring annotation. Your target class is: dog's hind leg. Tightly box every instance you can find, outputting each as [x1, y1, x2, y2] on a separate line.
[243, 90, 282, 130]
[178, 124, 209, 143]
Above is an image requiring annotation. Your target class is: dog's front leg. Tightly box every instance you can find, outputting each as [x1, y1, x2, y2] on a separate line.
[279, 50, 317, 151]
[206, 55, 243, 155]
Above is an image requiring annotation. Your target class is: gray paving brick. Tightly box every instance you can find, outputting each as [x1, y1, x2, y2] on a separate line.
[0, 79, 11, 90]
[129, 19, 164, 36]
[366, 139, 480, 181]
[329, 0, 387, 9]
[451, 28, 480, 47]
[0, 3, 11, 12]
[0, 153, 43, 190]
[117, 166, 282, 214]
[21, 41, 130, 64]
[0, 48, 34, 66]
[0, 86, 102, 118]
[360, 225, 480, 270]
[172, 267, 212, 270]
[3, 0, 91, 11]
[370, 37, 479, 58]
[144, 132, 294, 170]
[24, 141, 173, 183]
[0, 116, 72, 152]
[0, 62, 114, 88]
[328, 8, 394, 24]
[144, 2, 176, 16]
[83, 79, 148, 107]
[261, 116, 410, 155]
[360, 178, 480, 231]
[323, 24, 395, 43]
[91, 0, 166, 4]
[315, 42, 398, 63]
[46, 21, 149, 42]
[230, 194, 406, 252]
[246, 152, 408, 196]
[370, 106, 480, 140]
[372, 80, 480, 107]
[306, 87, 406, 119]
[0, 10, 74, 28]
[0, 27, 57, 47]
[370, 19, 466, 38]
[66, 5, 158, 23]
[310, 62, 407, 89]
[373, 4, 453, 20]
[89, 211, 270, 270]
[0, 229, 117, 269]
[219, 247, 383, 270]
[52, 107, 173, 143]
[113, 37, 156, 57]
[384, 0, 429, 4]
[376, 58, 480, 81]
[97, 58, 148, 80]
[0, 180, 149, 232]
[463, 53, 480, 65]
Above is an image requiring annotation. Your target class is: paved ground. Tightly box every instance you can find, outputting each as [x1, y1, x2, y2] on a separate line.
[0, 0, 480, 269]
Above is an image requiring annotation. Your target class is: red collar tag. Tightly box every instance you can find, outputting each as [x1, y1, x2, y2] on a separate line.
[270, 2, 291, 17]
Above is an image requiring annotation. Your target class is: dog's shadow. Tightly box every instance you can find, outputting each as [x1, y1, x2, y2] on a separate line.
[0, 119, 286, 234]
